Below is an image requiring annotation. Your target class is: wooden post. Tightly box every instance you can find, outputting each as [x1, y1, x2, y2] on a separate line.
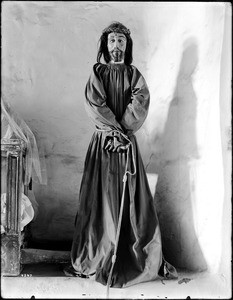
[1, 139, 26, 276]
[1, 139, 71, 274]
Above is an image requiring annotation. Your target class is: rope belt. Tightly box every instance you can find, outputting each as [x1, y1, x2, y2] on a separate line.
[96, 128, 136, 298]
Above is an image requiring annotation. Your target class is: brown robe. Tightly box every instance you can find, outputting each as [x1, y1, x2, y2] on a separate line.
[71, 62, 177, 288]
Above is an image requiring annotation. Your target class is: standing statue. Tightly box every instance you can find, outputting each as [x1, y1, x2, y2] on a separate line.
[65, 21, 178, 290]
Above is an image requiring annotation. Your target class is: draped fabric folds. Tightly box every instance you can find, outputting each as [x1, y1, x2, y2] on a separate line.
[1, 98, 47, 185]
[71, 63, 177, 288]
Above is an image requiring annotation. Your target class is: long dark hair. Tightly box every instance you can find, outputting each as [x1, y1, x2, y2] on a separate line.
[97, 22, 133, 65]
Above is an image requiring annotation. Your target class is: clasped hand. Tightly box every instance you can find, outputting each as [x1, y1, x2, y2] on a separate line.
[104, 133, 130, 153]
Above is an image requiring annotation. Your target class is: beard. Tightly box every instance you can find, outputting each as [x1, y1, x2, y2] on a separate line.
[109, 49, 124, 62]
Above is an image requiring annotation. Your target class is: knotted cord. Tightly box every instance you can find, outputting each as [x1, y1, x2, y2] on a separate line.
[96, 128, 136, 298]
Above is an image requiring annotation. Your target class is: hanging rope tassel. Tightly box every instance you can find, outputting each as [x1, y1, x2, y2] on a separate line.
[95, 128, 136, 298]
[106, 170, 128, 298]
[106, 138, 136, 299]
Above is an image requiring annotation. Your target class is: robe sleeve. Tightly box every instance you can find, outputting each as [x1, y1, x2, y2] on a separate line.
[120, 66, 150, 134]
[85, 63, 124, 132]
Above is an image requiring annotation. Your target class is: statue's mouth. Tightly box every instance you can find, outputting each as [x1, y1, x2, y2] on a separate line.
[110, 49, 124, 62]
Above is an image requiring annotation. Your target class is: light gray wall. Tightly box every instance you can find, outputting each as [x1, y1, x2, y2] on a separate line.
[2, 1, 231, 274]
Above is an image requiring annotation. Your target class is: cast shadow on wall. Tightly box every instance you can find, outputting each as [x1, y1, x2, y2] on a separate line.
[154, 38, 207, 271]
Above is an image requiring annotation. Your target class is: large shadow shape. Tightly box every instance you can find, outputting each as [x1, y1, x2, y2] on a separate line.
[155, 38, 207, 271]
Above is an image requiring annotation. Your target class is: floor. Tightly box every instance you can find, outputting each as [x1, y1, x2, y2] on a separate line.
[1, 264, 231, 299]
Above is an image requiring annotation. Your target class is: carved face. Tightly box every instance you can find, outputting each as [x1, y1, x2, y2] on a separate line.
[107, 32, 127, 63]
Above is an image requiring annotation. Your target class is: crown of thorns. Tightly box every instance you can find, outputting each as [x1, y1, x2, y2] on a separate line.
[102, 22, 131, 36]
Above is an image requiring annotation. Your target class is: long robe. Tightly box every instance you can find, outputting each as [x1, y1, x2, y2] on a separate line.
[71, 62, 177, 288]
